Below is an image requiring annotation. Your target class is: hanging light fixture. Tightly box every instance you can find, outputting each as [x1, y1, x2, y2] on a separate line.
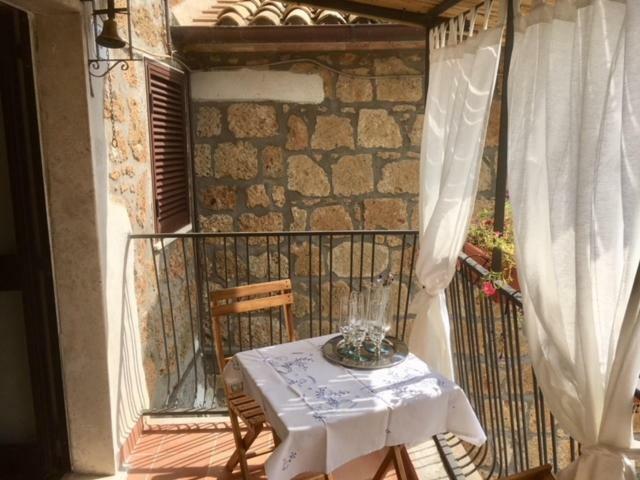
[95, 0, 127, 49]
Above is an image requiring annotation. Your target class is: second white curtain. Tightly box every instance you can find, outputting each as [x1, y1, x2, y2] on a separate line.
[508, 1, 640, 478]
[410, 10, 503, 379]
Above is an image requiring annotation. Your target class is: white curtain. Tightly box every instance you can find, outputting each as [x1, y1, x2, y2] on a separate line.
[508, 0, 640, 478]
[410, 3, 504, 380]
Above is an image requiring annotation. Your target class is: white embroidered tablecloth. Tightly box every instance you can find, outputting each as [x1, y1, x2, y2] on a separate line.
[223, 334, 486, 480]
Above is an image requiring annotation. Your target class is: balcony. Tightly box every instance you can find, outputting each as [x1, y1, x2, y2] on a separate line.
[120, 230, 584, 479]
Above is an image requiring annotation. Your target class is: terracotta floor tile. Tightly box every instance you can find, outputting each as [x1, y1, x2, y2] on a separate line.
[126, 417, 449, 480]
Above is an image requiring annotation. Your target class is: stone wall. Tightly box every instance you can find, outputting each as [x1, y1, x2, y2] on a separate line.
[190, 50, 426, 234]
[102, 0, 200, 424]
[189, 49, 500, 235]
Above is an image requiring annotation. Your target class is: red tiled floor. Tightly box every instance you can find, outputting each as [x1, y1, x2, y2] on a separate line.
[125, 418, 450, 480]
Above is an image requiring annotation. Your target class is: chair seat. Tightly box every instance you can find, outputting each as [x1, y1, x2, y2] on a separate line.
[228, 392, 266, 426]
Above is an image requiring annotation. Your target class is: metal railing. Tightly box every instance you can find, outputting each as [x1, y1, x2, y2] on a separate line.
[443, 254, 578, 478]
[130, 230, 419, 413]
[129, 230, 578, 478]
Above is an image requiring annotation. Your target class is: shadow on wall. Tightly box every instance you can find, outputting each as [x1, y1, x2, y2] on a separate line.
[106, 202, 150, 460]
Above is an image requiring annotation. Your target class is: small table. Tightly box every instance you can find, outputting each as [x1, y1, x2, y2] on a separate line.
[223, 334, 486, 480]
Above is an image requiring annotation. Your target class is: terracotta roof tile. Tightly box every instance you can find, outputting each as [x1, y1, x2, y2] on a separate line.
[193, 0, 380, 26]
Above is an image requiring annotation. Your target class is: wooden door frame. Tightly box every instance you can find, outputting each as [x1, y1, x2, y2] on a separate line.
[0, 4, 70, 478]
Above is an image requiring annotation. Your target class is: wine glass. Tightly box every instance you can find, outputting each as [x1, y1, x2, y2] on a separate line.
[337, 295, 353, 353]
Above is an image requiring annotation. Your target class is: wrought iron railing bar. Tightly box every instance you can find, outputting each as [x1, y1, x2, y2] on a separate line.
[395, 234, 407, 339]
[349, 233, 354, 292]
[150, 238, 172, 399]
[447, 274, 484, 471]
[160, 237, 181, 383]
[401, 235, 417, 340]
[277, 234, 284, 344]
[550, 413, 558, 473]
[180, 238, 199, 398]
[358, 233, 365, 291]
[222, 237, 231, 355]
[480, 291, 506, 477]
[245, 237, 253, 350]
[504, 295, 524, 471]
[329, 235, 334, 334]
[233, 236, 242, 353]
[266, 235, 274, 346]
[540, 389, 549, 466]
[532, 374, 544, 465]
[318, 234, 323, 336]
[130, 229, 419, 239]
[471, 264, 500, 478]
[499, 294, 519, 474]
[200, 237, 215, 370]
[461, 262, 496, 474]
[308, 234, 313, 338]
[192, 237, 209, 392]
[370, 233, 376, 283]
[511, 299, 529, 469]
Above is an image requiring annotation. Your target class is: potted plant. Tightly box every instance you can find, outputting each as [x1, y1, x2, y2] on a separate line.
[464, 203, 519, 296]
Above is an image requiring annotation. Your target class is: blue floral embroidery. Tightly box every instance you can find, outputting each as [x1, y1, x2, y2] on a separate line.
[269, 353, 314, 374]
[282, 450, 297, 470]
[313, 386, 353, 409]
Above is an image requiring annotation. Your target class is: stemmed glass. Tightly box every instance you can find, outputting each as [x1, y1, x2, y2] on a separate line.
[349, 290, 367, 357]
[337, 295, 353, 354]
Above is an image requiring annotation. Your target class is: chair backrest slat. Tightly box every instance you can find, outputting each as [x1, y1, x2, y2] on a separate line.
[213, 279, 292, 301]
[211, 279, 296, 377]
[213, 292, 293, 316]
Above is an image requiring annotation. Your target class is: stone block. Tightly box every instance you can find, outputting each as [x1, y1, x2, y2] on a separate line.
[201, 185, 236, 210]
[239, 212, 284, 233]
[228, 103, 278, 138]
[247, 184, 271, 208]
[272, 186, 286, 208]
[336, 75, 373, 103]
[196, 106, 222, 138]
[285, 115, 309, 150]
[311, 115, 355, 150]
[261, 146, 284, 178]
[357, 109, 402, 149]
[310, 205, 353, 231]
[330, 241, 389, 278]
[364, 198, 408, 230]
[291, 207, 307, 231]
[409, 114, 424, 146]
[194, 144, 212, 177]
[377, 160, 420, 194]
[292, 242, 324, 277]
[199, 214, 233, 232]
[374, 57, 418, 75]
[287, 155, 330, 197]
[214, 141, 258, 180]
[249, 252, 290, 279]
[332, 154, 374, 196]
[320, 280, 351, 320]
[376, 78, 423, 102]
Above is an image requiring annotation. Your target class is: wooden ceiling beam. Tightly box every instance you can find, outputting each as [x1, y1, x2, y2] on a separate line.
[293, 0, 433, 26]
[424, 0, 469, 20]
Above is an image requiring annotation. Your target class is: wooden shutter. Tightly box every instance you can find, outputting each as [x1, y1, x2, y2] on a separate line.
[146, 61, 191, 233]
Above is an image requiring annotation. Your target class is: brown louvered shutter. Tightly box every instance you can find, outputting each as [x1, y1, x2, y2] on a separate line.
[146, 61, 191, 233]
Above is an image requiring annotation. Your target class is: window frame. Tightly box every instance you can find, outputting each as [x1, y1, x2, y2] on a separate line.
[145, 58, 193, 234]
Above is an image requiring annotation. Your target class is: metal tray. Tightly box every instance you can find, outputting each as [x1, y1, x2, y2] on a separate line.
[321, 335, 409, 370]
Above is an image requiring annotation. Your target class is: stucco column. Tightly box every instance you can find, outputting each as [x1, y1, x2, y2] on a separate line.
[27, 4, 115, 475]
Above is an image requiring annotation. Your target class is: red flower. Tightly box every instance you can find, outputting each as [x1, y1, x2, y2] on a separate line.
[482, 281, 497, 297]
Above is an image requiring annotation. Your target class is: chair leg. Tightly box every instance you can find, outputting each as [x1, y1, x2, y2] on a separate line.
[227, 411, 264, 479]
[227, 409, 250, 479]
[272, 428, 281, 447]
[373, 448, 394, 480]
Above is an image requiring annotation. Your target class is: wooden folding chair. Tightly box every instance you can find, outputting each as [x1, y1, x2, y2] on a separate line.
[212, 279, 333, 480]
[504, 464, 555, 480]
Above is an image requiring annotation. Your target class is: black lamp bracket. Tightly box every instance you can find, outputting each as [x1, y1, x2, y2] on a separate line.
[82, 0, 136, 78]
